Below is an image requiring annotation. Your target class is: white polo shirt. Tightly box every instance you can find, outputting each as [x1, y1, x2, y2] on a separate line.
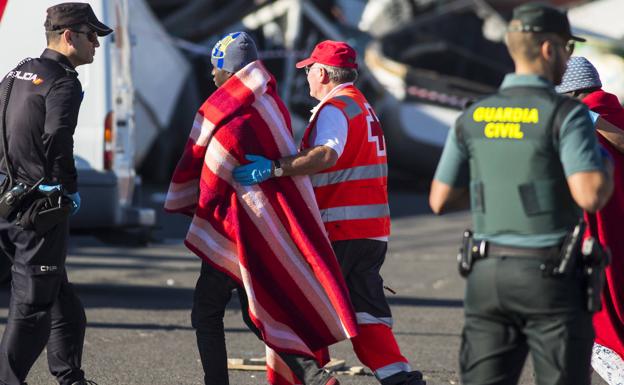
[309, 83, 352, 157]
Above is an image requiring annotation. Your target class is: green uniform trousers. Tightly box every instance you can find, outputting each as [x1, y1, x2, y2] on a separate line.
[460, 254, 593, 385]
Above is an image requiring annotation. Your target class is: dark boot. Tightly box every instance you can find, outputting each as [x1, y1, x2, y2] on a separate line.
[381, 370, 426, 385]
[405, 371, 426, 385]
[278, 353, 339, 385]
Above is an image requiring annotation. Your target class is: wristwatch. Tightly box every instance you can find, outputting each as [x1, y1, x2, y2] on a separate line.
[273, 159, 284, 177]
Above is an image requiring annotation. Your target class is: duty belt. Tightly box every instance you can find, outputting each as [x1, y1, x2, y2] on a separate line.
[485, 243, 561, 258]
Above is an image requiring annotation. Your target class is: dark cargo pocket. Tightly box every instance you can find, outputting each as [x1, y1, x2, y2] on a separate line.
[24, 264, 62, 306]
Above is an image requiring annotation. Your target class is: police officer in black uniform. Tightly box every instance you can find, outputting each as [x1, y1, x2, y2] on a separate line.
[429, 3, 613, 385]
[0, 3, 111, 385]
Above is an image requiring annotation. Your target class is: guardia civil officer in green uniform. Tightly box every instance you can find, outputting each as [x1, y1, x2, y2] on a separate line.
[429, 3, 614, 385]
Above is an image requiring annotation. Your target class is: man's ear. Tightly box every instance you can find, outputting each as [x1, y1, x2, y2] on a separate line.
[541, 40, 554, 61]
[319, 67, 330, 84]
[60, 30, 72, 46]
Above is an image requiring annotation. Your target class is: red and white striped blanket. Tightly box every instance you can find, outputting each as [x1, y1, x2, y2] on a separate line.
[164, 60, 357, 384]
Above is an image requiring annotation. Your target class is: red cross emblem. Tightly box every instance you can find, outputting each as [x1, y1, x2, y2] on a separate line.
[365, 103, 386, 156]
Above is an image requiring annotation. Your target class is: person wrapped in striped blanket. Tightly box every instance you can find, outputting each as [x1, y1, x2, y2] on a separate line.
[165, 32, 358, 385]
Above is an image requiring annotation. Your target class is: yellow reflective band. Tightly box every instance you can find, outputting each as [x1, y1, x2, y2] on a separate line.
[473, 107, 539, 124]
[484, 122, 524, 139]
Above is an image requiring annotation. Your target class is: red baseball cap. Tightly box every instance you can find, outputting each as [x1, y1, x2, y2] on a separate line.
[296, 40, 358, 69]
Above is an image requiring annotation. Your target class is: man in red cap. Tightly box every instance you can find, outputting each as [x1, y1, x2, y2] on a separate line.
[234, 40, 426, 385]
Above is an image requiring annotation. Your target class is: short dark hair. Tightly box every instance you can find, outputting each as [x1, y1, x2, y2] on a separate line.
[45, 24, 90, 45]
[505, 22, 564, 61]
[45, 30, 62, 45]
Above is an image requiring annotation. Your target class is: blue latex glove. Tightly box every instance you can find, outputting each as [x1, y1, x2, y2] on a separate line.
[233, 155, 273, 185]
[38, 184, 62, 193]
[589, 110, 600, 125]
[38, 184, 80, 215]
[67, 192, 81, 215]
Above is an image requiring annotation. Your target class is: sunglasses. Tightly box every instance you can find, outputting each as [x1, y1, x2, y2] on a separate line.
[550, 39, 575, 55]
[565, 41, 575, 55]
[59, 29, 98, 43]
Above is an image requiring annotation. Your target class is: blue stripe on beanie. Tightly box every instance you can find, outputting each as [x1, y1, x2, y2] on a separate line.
[210, 31, 258, 73]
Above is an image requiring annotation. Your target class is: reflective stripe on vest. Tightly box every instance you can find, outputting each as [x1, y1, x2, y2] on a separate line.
[333, 95, 363, 119]
[320, 204, 390, 222]
[311, 164, 388, 187]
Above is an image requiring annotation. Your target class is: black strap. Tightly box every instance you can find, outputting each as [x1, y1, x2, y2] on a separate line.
[550, 97, 579, 151]
[455, 93, 488, 148]
[487, 243, 561, 258]
[0, 58, 32, 188]
[454, 115, 464, 145]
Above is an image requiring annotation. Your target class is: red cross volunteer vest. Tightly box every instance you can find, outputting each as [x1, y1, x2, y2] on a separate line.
[301, 85, 390, 241]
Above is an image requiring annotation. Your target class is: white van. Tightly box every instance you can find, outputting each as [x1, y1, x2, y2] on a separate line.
[0, 0, 155, 229]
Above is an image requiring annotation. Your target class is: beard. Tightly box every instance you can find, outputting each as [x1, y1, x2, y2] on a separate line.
[552, 50, 567, 86]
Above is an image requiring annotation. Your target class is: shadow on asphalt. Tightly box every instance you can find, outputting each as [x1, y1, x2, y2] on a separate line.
[72, 283, 194, 310]
[0, 284, 462, 311]
[0, 315, 253, 333]
[66, 250, 198, 262]
[83, 324, 250, 333]
[66, 262, 195, 271]
[387, 296, 463, 308]
[394, 331, 460, 337]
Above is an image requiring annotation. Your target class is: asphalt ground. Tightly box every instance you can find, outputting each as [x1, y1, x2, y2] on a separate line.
[0, 188, 608, 385]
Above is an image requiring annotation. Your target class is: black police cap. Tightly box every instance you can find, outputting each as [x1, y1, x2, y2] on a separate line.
[508, 2, 585, 42]
[44, 2, 113, 37]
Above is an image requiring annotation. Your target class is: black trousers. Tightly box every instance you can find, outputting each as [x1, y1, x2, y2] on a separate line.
[192, 261, 330, 385]
[460, 255, 593, 385]
[0, 217, 86, 385]
[332, 239, 414, 385]
[332, 239, 392, 320]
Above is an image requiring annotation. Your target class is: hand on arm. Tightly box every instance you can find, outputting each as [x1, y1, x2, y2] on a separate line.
[232, 155, 273, 185]
[278, 145, 338, 177]
[232, 146, 338, 186]
[276, 105, 343, 176]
